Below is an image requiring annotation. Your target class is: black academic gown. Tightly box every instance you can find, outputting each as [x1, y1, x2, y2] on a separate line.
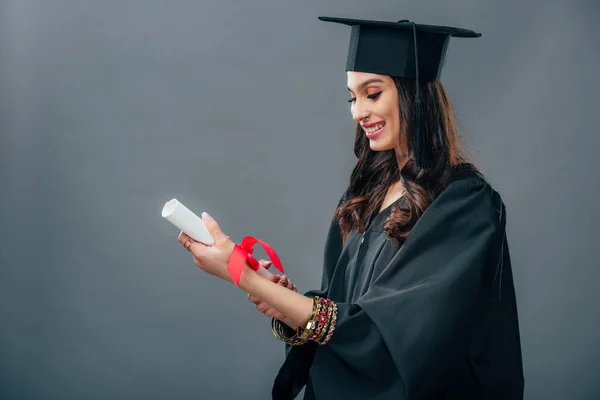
[272, 167, 524, 400]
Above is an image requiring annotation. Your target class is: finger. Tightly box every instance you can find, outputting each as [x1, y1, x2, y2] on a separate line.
[260, 305, 274, 315]
[271, 311, 287, 321]
[267, 275, 281, 283]
[178, 231, 192, 245]
[201, 212, 229, 243]
[256, 303, 268, 313]
[285, 279, 294, 290]
[248, 294, 259, 303]
[277, 275, 289, 287]
[259, 259, 272, 266]
[265, 308, 284, 319]
[265, 309, 284, 319]
[188, 240, 202, 253]
[192, 255, 204, 268]
[260, 260, 273, 273]
[178, 232, 198, 252]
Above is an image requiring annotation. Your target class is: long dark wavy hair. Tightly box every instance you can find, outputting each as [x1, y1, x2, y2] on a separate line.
[334, 76, 478, 245]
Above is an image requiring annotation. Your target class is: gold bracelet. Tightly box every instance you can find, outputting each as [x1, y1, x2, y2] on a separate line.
[271, 318, 308, 346]
[297, 296, 320, 340]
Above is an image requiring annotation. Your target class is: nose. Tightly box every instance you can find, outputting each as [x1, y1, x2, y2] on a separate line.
[351, 101, 370, 122]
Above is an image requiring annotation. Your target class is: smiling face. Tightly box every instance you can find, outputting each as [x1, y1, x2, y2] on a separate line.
[347, 71, 403, 154]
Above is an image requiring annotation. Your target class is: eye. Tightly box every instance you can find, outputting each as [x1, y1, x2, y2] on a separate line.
[348, 91, 382, 103]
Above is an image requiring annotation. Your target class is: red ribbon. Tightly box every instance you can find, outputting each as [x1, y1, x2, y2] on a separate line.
[227, 236, 284, 286]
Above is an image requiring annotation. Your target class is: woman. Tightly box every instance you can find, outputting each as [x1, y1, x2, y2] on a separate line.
[177, 16, 524, 400]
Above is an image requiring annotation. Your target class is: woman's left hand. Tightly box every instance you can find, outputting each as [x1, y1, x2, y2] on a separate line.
[177, 212, 236, 283]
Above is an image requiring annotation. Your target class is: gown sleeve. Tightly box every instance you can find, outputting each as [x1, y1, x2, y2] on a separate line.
[320, 176, 517, 398]
[271, 188, 349, 399]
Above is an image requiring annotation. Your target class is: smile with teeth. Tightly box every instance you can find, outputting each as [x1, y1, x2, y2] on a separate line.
[364, 122, 385, 134]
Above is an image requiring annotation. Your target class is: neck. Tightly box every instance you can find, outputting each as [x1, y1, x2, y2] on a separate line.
[394, 146, 408, 172]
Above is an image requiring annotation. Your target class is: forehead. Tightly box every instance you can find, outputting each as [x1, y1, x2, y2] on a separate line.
[346, 71, 393, 90]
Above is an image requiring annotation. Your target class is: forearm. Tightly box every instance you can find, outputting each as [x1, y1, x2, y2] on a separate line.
[238, 264, 313, 330]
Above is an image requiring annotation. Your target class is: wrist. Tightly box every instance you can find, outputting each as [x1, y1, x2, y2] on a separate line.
[282, 317, 299, 331]
[237, 262, 258, 291]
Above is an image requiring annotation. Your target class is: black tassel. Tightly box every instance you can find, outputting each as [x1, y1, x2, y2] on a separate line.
[412, 22, 434, 169]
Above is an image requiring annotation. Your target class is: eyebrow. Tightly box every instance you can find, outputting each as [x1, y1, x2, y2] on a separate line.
[347, 78, 385, 92]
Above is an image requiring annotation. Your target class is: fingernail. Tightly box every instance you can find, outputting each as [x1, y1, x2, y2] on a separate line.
[202, 212, 214, 221]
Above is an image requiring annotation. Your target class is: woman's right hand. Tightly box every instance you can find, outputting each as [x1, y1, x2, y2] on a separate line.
[248, 260, 298, 328]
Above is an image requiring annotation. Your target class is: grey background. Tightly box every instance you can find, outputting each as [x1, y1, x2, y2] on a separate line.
[1, 0, 598, 398]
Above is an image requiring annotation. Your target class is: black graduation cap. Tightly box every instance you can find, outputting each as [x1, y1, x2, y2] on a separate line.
[318, 16, 481, 169]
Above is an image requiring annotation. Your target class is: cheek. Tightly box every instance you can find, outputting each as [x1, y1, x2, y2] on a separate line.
[383, 105, 400, 137]
[380, 98, 398, 123]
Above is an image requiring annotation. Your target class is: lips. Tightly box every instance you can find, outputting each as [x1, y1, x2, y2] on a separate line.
[362, 121, 386, 139]
[361, 121, 385, 131]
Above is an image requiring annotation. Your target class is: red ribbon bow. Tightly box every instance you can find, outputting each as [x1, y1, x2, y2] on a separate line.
[227, 236, 284, 286]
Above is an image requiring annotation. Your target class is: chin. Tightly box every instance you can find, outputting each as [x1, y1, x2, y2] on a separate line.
[368, 139, 394, 152]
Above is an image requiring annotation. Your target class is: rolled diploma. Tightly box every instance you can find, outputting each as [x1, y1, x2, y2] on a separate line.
[161, 198, 272, 277]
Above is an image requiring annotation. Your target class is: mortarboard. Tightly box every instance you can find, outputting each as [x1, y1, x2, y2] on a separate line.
[318, 16, 481, 168]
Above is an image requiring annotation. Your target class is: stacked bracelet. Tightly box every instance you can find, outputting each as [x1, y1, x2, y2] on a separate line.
[319, 301, 338, 345]
[271, 296, 338, 346]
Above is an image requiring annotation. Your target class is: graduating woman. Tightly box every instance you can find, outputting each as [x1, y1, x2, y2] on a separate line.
[177, 16, 524, 400]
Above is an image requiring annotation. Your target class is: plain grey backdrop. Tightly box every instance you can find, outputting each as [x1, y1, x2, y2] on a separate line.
[1, 0, 598, 399]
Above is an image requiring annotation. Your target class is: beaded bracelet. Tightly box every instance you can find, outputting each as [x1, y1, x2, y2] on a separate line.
[306, 297, 332, 342]
[318, 302, 338, 345]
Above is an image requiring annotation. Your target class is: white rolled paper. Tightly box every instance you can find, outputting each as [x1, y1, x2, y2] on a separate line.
[161, 199, 215, 245]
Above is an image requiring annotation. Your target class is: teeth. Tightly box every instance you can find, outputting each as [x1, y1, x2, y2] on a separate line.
[365, 123, 384, 133]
